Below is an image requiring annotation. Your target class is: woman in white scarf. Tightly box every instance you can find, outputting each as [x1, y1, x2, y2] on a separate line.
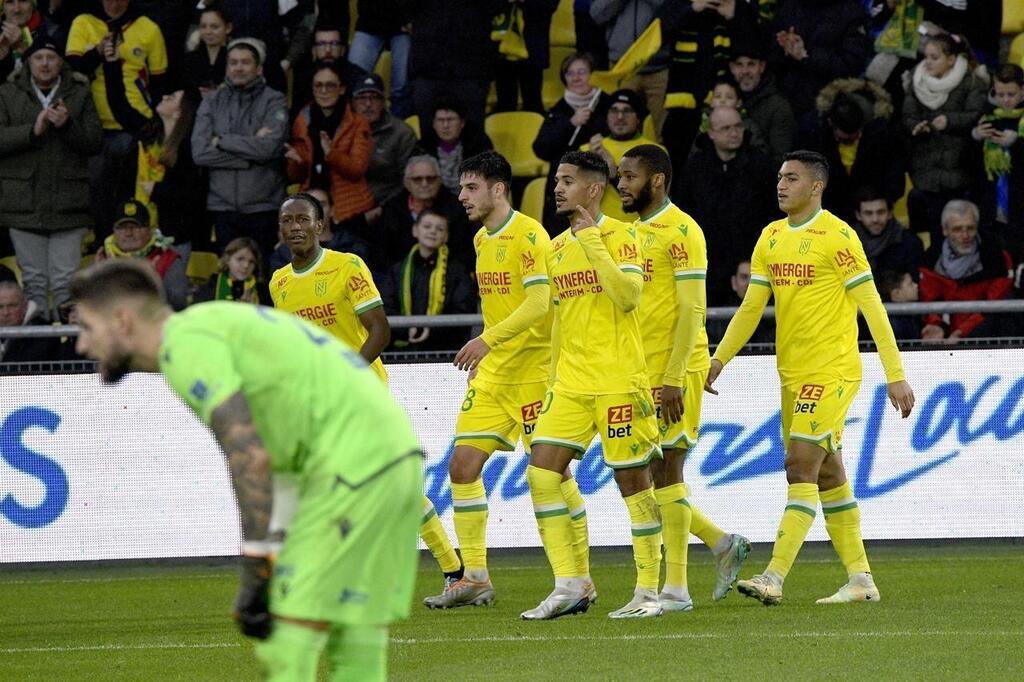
[902, 33, 988, 244]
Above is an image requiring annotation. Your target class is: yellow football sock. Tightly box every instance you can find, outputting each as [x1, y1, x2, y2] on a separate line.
[655, 483, 690, 595]
[527, 466, 579, 578]
[766, 483, 818, 579]
[451, 479, 489, 575]
[560, 478, 590, 577]
[820, 481, 871, 575]
[625, 486, 662, 592]
[682, 483, 726, 551]
[420, 496, 461, 574]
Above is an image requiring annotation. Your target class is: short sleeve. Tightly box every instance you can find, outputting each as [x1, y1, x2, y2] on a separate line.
[161, 329, 242, 423]
[831, 229, 874, 291]
[343, 255, 384, 314]
[671, 219, 708, 281]
[519, 229, 549, 288]
[609, 224, 643, 276]
[145, 21, 169, 75]
[64, 16, 92, 56]
[749, 228, 773, 290]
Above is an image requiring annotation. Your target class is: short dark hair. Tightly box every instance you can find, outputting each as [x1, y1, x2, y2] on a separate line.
[283, 192, 326, 221]
[415, 207, 448, 226]
[783, 150, 829, 185]
[459, 151, 512, 190]
[311, 60, 346, 91]
[198, 1, 233, 27]
[560, 51, 595, 84]
[876, 269, 909, 302]
[993, 63, 1024, 87]
[828, 92, 865, 134]
[622, 144, 673, 187]
[558, 149, 609, 183]
[71, 259, 167, 309]
[855, 185, 891, 209]
[431, 97, 466, 121]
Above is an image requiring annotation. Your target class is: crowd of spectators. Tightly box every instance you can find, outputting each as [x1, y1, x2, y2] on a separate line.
[1, 0, 1023, 365]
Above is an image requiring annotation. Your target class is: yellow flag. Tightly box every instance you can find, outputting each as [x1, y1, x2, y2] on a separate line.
[590, 18, 662, 93]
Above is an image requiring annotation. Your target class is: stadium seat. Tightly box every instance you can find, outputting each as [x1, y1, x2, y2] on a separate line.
[917, 231, 931, 251]
[0, 255, 21, 285]
[1010, 33, 1024, 68]
[550, 0, 575, 48]
[485, 112, 549, 177]
[543, 46, 577, 110]
[405, 115, 420, 138]
[1004, 0, 1024, 34]
[642, 114, 656, 142]
[893, 173, 912, 228]
[519, 177, 547, 222]
[374, 50, 392, 97]
[186, 251, 219, 283]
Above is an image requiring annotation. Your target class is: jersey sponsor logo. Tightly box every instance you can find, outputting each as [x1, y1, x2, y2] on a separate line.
[768, 262, 816, 279]
[348, 274, 370, 294]
[276, 276, 289, 288]
[521, 400, 543, 435]
[807, 228, 826, 235]
[642, 257, 655, 282]
[190, 380, 208, 401]
[553, 269, 603, 299]
[478, 270, 514, 295]
[526, 232, 537, 245]
[799, 384, 825, 400]
[669, 243, 688, 265]
[296, 303, 337, 326]
[650, 386, 663, 419]
[643, 232, 656, 249]
[834, 248, 857, 269]
[315, 268, 339, 276]
[618, 243, 638, 262]
[520, 250, 535, 271]
[606, 404, 633, 438]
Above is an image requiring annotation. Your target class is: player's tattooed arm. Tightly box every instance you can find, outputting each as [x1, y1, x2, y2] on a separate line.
[211, 391, 273, 543]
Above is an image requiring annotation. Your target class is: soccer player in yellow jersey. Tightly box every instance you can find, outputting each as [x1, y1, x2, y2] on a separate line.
[522, 150, 664, 620]
[423, 152, 592, 609]
[270, 193, 465, 593]
[618, 145, 751, 612]
[708, 151, 916, 606]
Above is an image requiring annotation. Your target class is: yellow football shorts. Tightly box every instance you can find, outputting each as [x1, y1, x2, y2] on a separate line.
[531, 387, 662, 469]
[453, 378, 547, 453]
[780, 378, 860, 455]
[649, 368, 708, 450]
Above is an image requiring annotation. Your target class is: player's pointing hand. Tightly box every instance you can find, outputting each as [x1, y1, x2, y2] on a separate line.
[888, 380, 915, 419]
[572, 205, 598, 234]
[454, 336, 491, 372]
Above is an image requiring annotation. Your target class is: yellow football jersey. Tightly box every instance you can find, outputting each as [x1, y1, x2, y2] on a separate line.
[749, 209, 873, 385]
[270, 248, 387, 382]
[637, 200, 710, 374]
[548, 214, 648, 394]
[581, 134, 663, 222]
[65, 14, 168, 130]
[474, 210, 552, 384]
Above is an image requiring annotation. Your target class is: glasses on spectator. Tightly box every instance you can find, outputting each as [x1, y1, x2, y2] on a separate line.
[434, 116, 461, 125]
[314, 40, 344, 48]
[409, 175, 440, 184]
[609, 106, 636, 117]
[564, 68, 590, 78]
[313, 81, 341, 91]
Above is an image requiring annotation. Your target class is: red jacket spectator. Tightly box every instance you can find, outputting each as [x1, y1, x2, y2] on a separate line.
[919, 234, 1013, 338]
[287, 100, 375, 224]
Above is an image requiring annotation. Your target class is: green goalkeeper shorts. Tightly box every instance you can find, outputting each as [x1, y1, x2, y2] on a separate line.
[268, 451, 423, 625]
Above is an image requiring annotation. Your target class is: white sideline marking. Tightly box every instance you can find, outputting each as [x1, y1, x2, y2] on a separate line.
[3, 631, 1021, 655]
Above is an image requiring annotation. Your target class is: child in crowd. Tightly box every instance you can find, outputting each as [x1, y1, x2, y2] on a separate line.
[876, 269, 922, 340]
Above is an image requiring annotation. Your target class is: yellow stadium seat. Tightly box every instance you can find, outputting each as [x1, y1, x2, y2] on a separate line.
[187, 251, 220, 282]
[642, 114, 656, 141]
[0, 255, 21, 285]
[374, 50, 392, 98]
[893, 173, 912, 227]
[405, 115, 420, 138]
[1010, 33, 1024, 68]
[519, 177, 547, 222]
[1004, 0, 1024, 34]
[917, 231, 931, 251]
[550, 0, 575, 48]
[485, 112, 549, 177]
[543, 46, 577, 110]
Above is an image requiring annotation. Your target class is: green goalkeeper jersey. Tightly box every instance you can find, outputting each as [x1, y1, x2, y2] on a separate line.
[159, 302, 421, 481]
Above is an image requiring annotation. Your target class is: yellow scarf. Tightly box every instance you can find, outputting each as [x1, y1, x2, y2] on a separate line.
[103, 229, 174, 259]
[400, 244, 448, 316]
[135, 140, 167, 228]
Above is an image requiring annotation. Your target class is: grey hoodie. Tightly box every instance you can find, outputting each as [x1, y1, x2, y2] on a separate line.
[191, 76, 288, 213]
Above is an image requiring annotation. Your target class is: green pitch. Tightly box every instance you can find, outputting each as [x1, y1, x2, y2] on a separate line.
[1, 543, 1021, 680]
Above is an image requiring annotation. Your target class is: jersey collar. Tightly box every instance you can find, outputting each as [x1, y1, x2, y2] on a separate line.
[292, 245, 325, 276]
[486, 209, 516, 237]
[787, 208, 823, 231]
[639, 199, 671, 223]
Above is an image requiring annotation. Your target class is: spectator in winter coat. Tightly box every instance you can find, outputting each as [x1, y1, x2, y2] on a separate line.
[285, 61, 375, 239]
[0, 280, 59, 364]
[353, 73, 418, 208]
[181, 3, 232, 98]
[853, 187, 924, 280]
[191, 37, 288, 267]
[903, 33, 988, 245]
[919, 200, 1013, 343]
[0, 39, 101, 321]
[381, 208, 477, 351]
[0, 0, 61, 82]
[419, 98, 493, 197]
[729, 42, 796, 168]
[533, 51, 611, 228]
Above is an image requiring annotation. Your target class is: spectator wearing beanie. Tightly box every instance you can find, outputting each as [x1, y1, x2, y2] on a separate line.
[0, 0, 61, 83]
[0, 37, 101, 321]
[353, 73, 418, 208]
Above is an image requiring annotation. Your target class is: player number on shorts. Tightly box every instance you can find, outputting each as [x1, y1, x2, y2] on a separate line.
[461, 388, 476, 412]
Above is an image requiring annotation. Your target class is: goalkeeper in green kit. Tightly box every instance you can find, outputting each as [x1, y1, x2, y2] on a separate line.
[71, 259, 423, 681]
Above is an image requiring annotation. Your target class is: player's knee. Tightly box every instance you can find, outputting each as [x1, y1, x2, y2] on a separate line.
[449, 446, 486, 483]
[613, 465, 652, 497]
[784, 444, 823, 483]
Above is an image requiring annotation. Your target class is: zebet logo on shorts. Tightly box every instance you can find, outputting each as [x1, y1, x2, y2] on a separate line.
[795, 383, 824, 414]
[521, 401, 542, 436]
[607, 404, 633, 438]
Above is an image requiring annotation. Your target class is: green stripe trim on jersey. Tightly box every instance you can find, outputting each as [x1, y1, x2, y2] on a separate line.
[639, 199, 672, 223]
[353, 298, 384, 314]
[631, 523, 663, 537]
[789, 431, 832, 446]
[620, 264, 643, 275]
[845, 272, 874, 290]
[570, 506, 587, 520]
[784, 503, 817, 518]
[454, 432, 517, 450]
[605, 445, 659, 469]
[454, 503, 489, 513]
[674, 271, 707, 281]
[822, 501, 859, 515]
[291, 246, 326, 275]
[750, 275, 771, 287]
[531, 437, 587, 454]
[787, 208, 822, 230]
[487, 209, 516, 236]
[663, 431, 697, 449]
[534, 505, 570, 519]
[421, 507, 438, 524]
[676, 498, 692, 508]
[523, 275, 549, 288]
